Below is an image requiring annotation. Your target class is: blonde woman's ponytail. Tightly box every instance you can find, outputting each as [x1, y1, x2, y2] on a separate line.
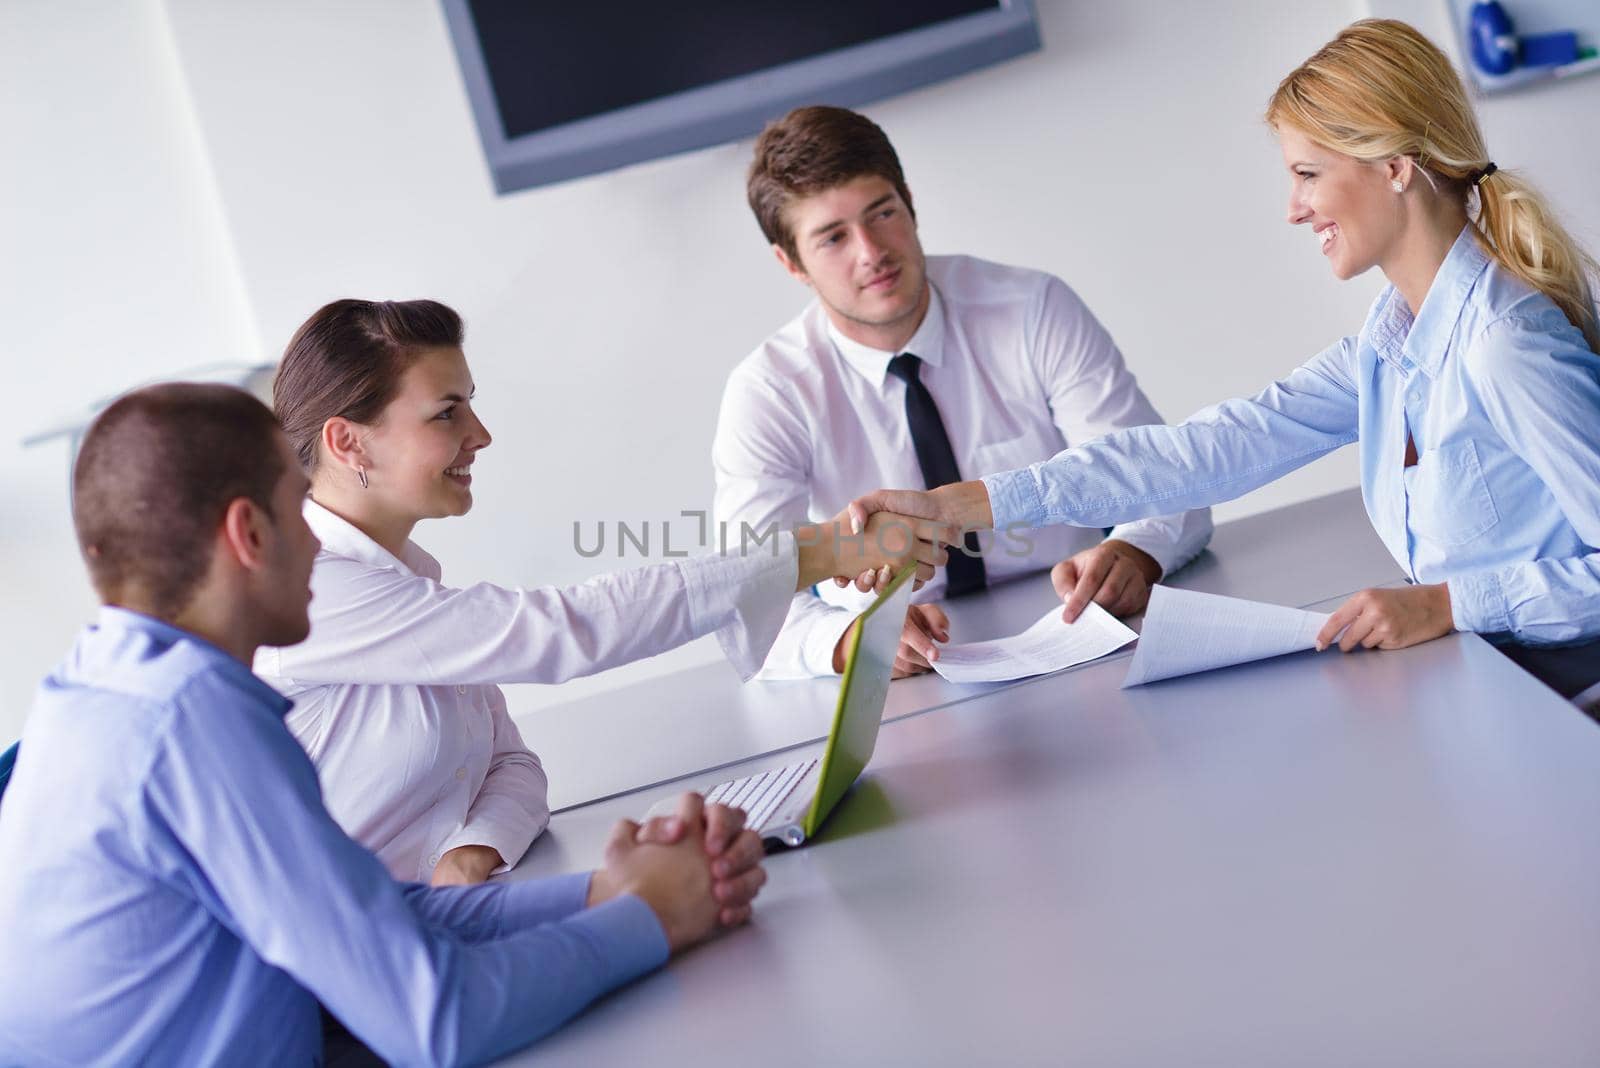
[1475, 168, 1600, 352]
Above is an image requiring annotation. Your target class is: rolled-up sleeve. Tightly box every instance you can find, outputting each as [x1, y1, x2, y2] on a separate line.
[986, 338, 1362, 532]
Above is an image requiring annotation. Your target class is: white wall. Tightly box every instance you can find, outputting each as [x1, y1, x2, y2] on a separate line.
[0, 0, 260, 742]
[5, 0, 1598, 743]
[1369, 0, 1600, 253]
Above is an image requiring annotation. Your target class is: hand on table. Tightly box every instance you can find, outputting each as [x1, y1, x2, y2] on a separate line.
[1051, 540, 1161, 623]
[607, 792, 767, 932]
[1314, 583, 1454, 652]
[429, 844, 503, 887]
[832, 603, 950, 678]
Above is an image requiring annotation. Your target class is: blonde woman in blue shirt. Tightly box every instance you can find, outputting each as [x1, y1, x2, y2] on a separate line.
[846, 19, 1600, 696]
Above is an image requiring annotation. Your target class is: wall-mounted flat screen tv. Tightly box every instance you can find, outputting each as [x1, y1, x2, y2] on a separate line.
[442, 0, 1041, 194]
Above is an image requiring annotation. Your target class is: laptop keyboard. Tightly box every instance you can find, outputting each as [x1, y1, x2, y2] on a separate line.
[705, 758, 818, 831]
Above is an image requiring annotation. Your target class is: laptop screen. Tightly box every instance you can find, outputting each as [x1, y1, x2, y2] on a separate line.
[804, 564, 917, 834]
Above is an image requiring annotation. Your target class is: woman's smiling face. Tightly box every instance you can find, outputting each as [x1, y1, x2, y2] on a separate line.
[360, 346, 491, 523]
[1280, 125, 1404, 282]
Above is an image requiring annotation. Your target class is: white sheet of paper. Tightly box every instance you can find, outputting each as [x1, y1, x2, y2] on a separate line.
[931, 601, 1137, 684]
[1122, 586, 1331, 688]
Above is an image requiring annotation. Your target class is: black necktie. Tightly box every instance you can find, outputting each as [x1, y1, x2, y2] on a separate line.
[886, 353, 986, 596]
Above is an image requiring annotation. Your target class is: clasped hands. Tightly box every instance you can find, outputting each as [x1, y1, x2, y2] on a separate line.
[587, 792, 768, 953]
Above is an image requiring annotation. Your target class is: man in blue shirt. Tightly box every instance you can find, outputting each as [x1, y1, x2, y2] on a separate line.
[0, 384, 768, 1066]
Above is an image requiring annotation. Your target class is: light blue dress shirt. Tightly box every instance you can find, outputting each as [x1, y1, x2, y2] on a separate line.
[0, 608, 668, 1067]
[984, 227, 1600, 645]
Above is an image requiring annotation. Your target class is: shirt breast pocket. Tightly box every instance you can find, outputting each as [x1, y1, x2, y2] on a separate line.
[968, 434, 1048, 480]
[1409, 438, 1500, 547]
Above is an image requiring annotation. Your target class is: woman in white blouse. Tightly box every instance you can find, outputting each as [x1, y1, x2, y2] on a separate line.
[256, 298, 939, 885]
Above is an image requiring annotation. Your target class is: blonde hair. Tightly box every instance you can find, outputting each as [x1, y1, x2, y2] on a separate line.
[1267, 18, 1600, 352]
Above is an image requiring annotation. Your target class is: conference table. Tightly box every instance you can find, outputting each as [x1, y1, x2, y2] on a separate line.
[499, 488, 1600, 1066]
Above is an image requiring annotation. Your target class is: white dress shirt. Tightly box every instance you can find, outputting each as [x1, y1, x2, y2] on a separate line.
[713, 254, 1212, 679]
[255, 500, 799, 882]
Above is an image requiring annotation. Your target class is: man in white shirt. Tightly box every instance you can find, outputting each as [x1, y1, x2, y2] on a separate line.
[714, 105, 1212, 679]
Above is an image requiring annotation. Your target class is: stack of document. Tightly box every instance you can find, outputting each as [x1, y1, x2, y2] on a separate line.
[927, 587, 1335, 688]
[1121, 586, 1331, 687]
[931, 602, 1136, 684]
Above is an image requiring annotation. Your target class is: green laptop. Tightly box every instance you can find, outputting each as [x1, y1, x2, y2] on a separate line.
[677, 563, 915, 849]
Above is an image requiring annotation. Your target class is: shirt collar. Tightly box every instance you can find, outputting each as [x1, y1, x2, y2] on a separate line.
[1366, 225, 1490, 376]
[303, 497, 437, 579]
[94, 605, 293, 716]
[826, 282, 946, 385]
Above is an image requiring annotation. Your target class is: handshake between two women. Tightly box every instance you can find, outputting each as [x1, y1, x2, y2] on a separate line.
[823, 482, 992, 593]
[794, 499, 969, 593]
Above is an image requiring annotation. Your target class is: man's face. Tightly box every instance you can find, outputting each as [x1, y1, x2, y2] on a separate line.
[776, 175, 927, 342]
[257, 433, 321, 648]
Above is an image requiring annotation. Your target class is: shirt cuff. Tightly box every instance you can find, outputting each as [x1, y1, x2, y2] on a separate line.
[678, 532, 800, 681]
[437, 810, 545, 878]
[1448, 568, 1511, 635]
[495, 871, 592, 932]
[798, 603, 858, 677]
[982, 467, 1043, 533]
[563, 892, 671, 986]
[1104, 524, 1179, 577]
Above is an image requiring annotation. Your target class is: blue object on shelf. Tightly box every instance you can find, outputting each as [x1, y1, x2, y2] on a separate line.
[1470, 1, 1517, 75]
[1522, 30, 1581, 67]
[1469, 1, 1584, 76]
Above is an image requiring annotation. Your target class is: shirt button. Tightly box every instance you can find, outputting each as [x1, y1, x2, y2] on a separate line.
[430, 854, 441, 866]
[455, 685, 467, 696]
[455, 767, 467, 780]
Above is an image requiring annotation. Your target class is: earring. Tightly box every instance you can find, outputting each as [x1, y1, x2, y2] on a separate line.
[357, 467, 369, 489]
[1391, 180, 1404, 193]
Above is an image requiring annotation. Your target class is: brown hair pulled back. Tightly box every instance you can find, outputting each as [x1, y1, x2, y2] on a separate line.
[274, 299, 464, 471]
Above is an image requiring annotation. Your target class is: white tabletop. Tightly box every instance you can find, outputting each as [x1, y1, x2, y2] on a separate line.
[499, 591, 1600, 1066]
[519, 487, 1407, 811]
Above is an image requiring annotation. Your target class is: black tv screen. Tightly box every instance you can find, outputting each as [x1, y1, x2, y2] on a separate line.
[473, 1, 1002, 140]
[444, 0, 1040, 193]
